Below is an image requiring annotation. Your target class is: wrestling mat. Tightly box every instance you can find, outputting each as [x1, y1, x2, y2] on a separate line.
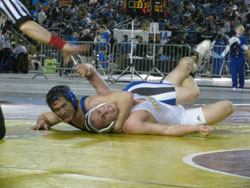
[1, 103, 250, 188]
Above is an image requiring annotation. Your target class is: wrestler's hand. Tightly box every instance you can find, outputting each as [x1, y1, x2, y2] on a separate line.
[76, 63, 95, 79]
[62, 43, 90, 65]
[197, 125, 213, 136]
[31, 119, 50, 130]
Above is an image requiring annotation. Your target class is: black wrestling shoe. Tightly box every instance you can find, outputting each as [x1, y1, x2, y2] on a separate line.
[0, 105, 6, 140]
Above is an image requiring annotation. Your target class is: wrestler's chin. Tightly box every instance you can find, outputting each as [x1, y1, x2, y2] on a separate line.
[61, 116, 73, 122]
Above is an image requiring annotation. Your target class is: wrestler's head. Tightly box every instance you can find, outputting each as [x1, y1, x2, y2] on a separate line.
[46, 85, 78, 121]
[85, 103, 118, 133]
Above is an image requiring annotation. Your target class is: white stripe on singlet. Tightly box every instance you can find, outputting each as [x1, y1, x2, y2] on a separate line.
[0, 0, 30, 24]
[125, 81, 176, 104]
[150, 91, 176, 102]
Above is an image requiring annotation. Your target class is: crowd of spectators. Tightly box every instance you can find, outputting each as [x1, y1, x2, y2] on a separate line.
[28, 0, 126, 43]
[164, 0, 250, 45]
[23, 0, 250, 45]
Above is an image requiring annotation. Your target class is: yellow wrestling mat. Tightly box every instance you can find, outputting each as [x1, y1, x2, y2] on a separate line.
[1, 120, 250, 188]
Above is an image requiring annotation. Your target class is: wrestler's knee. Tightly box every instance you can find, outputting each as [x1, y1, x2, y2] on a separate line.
[178, 57, 193, 73]
[190, 87, 200, 102]
[222, 100, 235, 115]
[183, 87, 200, 103]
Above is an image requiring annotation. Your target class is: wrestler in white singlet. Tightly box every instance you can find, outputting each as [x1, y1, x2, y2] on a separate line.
[132, 94, 206, 126]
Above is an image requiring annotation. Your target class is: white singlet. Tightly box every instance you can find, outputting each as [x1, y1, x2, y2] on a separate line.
[132, 94, 206, 126]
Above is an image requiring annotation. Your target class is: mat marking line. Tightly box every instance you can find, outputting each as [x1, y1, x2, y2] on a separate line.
[183, 149, 250, 179]
[0, 166, 197, 188]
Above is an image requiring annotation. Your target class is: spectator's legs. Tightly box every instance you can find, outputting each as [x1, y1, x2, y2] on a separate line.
[230, 57, 238, 88]
[238, 56, 245, 88]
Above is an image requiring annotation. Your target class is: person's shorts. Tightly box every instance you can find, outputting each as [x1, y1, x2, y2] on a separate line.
[184, 107, 207, 125]
[122, 80, 176, 105]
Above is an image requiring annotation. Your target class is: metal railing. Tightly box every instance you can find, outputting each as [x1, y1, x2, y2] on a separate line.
[110, 42, 191, 82]
[34, 42, 250, 81]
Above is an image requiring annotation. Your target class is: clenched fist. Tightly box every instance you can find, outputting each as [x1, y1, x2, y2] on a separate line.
[76, 63, 95, 79]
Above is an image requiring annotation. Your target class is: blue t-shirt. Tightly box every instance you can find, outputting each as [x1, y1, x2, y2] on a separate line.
[98, 31, 110, 51]
[121, 40, 131, 54]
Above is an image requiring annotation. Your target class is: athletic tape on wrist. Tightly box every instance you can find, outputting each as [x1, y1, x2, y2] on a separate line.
[48, 34, 66, 50]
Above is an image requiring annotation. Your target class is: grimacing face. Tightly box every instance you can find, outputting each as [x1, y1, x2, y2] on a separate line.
[51, 97, 75, 122]
[89, 103, 118, 129]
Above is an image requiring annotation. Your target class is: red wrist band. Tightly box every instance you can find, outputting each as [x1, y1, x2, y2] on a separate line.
[48, 34, 66, 50]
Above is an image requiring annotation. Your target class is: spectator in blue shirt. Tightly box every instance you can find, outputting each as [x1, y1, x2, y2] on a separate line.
[120, 35, 131, 55]
[98, 25, 110, 51]
[117, 34, 131, 68]
[230, 25, 248, 90]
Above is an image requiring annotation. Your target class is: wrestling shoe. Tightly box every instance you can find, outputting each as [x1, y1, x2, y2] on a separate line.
[191, 40, 211, 73]
[0, 105, 6, 140]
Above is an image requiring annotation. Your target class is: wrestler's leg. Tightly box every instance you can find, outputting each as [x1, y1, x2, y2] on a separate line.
[164, 40, 211, 86]
[164, 57, 194, 86]
[164, 57, 200, 104]
[164, 40, 211, 104]
[174, 84, 199, 104]
[190, 40, 211, 73]
[0, 105, 6, 140]
[201, 100, 234, 125]
[122, 41, 211, 105]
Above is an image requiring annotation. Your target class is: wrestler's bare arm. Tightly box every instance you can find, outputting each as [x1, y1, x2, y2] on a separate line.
[76, 64, 110, 95]
[31, 112, 62, 130]
[125, 121, 213, 136]
[122, 112, 213, 136]
[106, 91, 134, 133]
[88, 91, 134, 133]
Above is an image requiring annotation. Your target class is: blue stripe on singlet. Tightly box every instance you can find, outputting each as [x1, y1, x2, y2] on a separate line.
[122, 81, 176, 105]
[161, 98, 176, 105]
[80, 96, 89, 115]
[122, 81, 173, 91]
[122, 81, 148, 91]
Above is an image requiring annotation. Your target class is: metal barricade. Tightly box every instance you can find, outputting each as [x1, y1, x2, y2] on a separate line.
[195, 44, 250, 78]
[110, 42, 191, 82]
[35, 41, 111, 79]
[196, 44, 231, 78]
[35, 41, 249, 81]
